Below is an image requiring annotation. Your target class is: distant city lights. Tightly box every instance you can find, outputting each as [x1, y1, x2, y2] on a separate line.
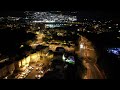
[108, 48, 120, 55]
[25, 11, 77, 23]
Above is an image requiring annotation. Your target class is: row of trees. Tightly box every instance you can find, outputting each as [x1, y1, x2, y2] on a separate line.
[0, 27, 36, 56]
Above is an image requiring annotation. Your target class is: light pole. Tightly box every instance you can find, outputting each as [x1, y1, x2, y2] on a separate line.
[80, 44, 84, 49]
[80, 43, 84, 57]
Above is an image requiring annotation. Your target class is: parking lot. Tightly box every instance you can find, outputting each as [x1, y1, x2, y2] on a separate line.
[14, 59, 51, 79]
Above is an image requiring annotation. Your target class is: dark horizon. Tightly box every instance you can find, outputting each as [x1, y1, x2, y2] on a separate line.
[0, 10, 120, 17]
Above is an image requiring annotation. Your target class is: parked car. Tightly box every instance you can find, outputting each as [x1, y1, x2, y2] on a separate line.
[35, 75, 41, 79]
[36, 67, 39, 71]
[39, 63, 44, 67]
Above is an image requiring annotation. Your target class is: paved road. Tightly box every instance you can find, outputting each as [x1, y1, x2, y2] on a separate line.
[25, 65, 38, 79]
[78, 36, 105, 79]
[83, 60, 104, 79]
[25, 59, 51, 79]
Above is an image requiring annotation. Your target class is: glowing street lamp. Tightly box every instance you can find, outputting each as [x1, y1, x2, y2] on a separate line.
[80, 44, 84, 49]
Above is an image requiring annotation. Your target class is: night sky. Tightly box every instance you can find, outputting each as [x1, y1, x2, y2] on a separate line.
[0, 11, 25, 17]
[0, 10, 119, 16]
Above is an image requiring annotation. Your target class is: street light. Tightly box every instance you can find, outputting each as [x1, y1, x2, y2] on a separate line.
[80, 44, 84, 49]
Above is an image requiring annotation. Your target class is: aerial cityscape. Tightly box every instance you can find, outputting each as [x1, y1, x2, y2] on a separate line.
[0, 11, 120, 79]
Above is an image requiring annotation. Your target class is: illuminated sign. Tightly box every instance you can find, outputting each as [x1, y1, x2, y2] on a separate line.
[62, 54, 75, 64]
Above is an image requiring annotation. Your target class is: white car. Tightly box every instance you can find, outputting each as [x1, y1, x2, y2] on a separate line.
[37, 75, 41, 79]
[18, 76, 24, 79]
[36, 67, 39, 71]
[28, 70, 31, 73]
[47, 68, 51, 71]
[20, 74, 26, 78]
[4, 76, 8, 79]
[39, 70, 44, 74]
[39, 63, 44, 67]
[35, 75, 41, 79]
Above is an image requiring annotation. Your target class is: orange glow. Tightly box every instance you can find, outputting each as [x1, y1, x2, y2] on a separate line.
[18, 61, 21, 67]
[22, 59, 26, 66]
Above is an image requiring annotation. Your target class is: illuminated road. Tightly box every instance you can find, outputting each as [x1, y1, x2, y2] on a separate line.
[78, 36, 104, 79]
[25, 32, 105, 79]
[25, 62, 44, 79]
[25, 67, 38, 79]
[13, 58, 51, 79]
[25, 58, 51, 79]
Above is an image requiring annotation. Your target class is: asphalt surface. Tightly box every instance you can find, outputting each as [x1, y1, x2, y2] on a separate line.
[78, 36, 104, 79]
